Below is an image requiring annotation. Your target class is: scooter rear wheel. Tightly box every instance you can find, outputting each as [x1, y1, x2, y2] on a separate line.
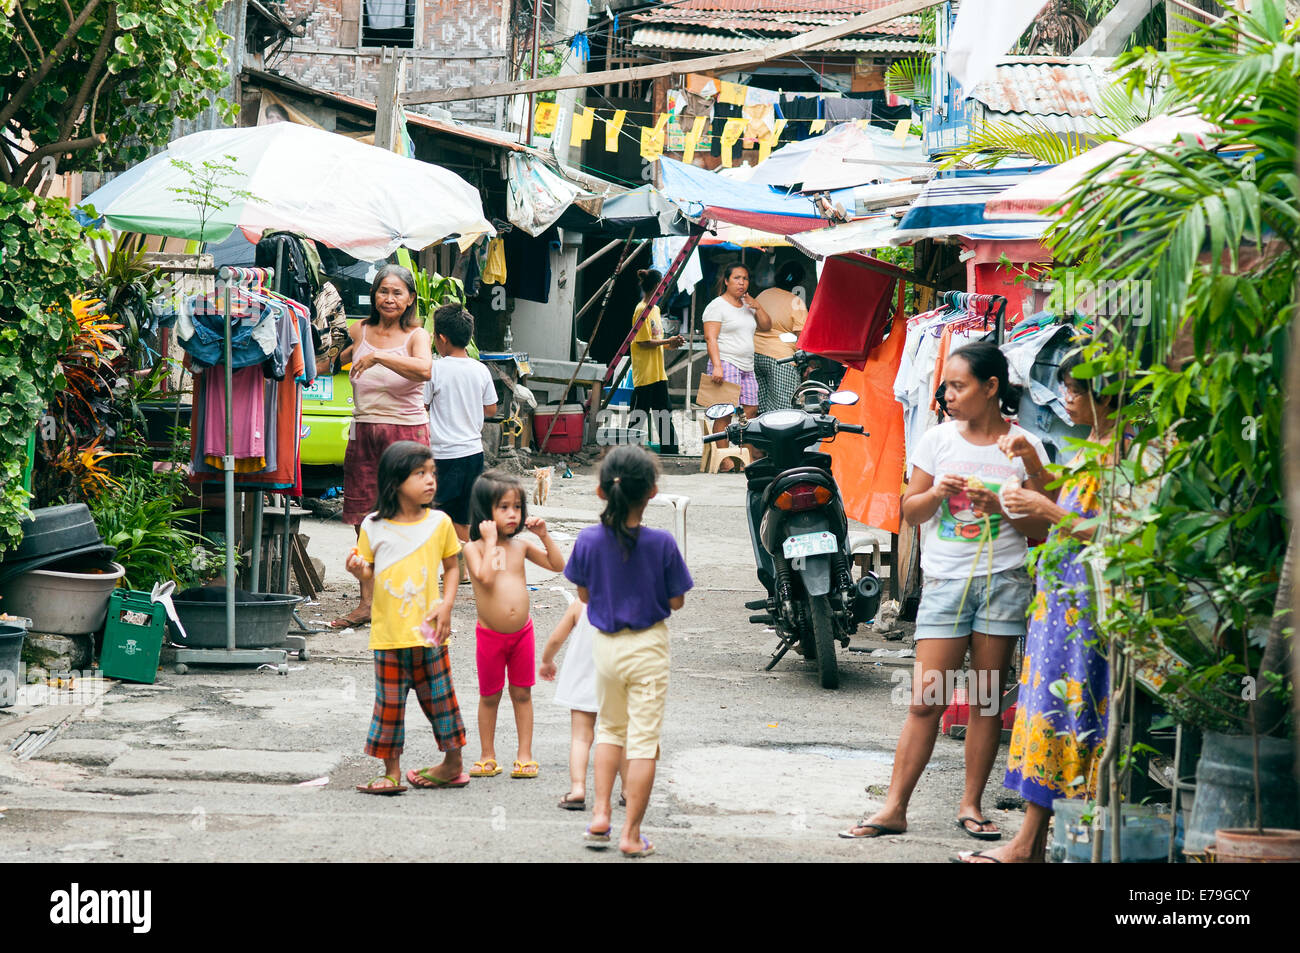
[809, 595, 840, 689]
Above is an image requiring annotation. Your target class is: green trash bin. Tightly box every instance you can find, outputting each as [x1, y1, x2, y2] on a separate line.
[100, 590, 166, 684]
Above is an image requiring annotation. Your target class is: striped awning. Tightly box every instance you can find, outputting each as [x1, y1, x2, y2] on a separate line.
[891, 166, 1052, 243]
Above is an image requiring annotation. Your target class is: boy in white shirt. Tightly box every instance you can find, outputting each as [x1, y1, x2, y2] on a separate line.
[425, 305, 498, 542]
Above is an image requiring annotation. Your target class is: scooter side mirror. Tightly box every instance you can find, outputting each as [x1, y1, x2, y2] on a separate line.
[778, 332, 798, 344]
[828, 390, 859, 406]
[704, 402, 737, 421]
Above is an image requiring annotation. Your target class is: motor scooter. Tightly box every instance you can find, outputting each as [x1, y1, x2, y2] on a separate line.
[703, 378, 880, 689]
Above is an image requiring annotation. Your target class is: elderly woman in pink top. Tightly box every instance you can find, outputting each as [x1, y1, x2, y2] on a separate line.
[333, 264, 434, 629]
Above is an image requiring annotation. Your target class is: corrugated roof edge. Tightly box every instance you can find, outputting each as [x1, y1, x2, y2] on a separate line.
[242, 68, 542, 155]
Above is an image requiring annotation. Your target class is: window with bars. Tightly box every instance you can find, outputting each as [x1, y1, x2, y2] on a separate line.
[361, 0, 417, 49]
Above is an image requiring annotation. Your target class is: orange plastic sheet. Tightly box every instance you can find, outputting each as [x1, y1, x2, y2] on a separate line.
[825, 311, 908, 533]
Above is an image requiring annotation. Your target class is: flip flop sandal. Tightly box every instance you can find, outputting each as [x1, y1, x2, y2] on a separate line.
[621, 835, 655, 858]
[957, 816, 1002, 841]
[356, 775, 406, 795]
[510, 759, 540, 779]
[619, 793, 627, 808]
[469, 759, 502, 777]
[330, 614, 371, 629]
[584, 825, 612, 849]
[407, 768, 470, 789]
[558, 793, 586, 810]
[838, 821, 905, 839]
[951, 850, 1003, 863]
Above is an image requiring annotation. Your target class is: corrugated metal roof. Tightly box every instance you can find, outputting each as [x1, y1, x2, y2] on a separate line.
[631, 26, 925, 54]
[633, 10, 922, 36]
[968, 61, 1114, 118]
[652, 0, 906, 11]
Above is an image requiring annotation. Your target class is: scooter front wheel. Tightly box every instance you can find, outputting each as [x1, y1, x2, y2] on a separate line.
[809, 595, 840, 689]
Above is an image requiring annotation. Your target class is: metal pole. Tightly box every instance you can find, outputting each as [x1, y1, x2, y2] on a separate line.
[250, 492, 263, 593]
[274, 243, 292, 597]
[281, 492, 292, 594]
[222, 273, 236, 652]
[685, 287, 696, 408]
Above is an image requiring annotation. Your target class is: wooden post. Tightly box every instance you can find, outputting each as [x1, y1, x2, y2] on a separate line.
[375, 47, 406, 153]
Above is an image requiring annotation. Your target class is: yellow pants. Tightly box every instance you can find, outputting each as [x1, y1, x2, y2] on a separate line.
[592, 621, 670, 760]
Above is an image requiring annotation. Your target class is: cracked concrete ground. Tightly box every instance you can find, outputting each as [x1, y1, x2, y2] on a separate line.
[0, 460, 1027, 862]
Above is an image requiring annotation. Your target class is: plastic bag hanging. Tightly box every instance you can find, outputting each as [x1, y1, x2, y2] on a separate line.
[481, 237, 508, 286]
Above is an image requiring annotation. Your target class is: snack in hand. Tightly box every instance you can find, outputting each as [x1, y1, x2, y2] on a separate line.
[966, 476, 985, 490]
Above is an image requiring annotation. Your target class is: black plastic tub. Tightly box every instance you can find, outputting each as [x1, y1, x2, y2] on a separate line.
[170, 587, 302, 649]
[0, 624, 25, 707]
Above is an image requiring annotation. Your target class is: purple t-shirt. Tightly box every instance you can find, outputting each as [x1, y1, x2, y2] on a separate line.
[564, 524, 693, 633]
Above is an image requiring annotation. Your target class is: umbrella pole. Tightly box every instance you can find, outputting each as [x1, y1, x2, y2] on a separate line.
[222, 272, 236, 652]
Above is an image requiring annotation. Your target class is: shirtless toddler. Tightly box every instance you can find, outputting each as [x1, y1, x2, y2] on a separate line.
[461, 471, 565, 779]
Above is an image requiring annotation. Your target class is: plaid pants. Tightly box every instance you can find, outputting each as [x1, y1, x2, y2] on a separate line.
[754, 353, 802, 414]
[365, 646, 467, 759]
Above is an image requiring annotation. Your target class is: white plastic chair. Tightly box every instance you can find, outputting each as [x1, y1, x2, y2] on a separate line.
[650, 493, 690, 562]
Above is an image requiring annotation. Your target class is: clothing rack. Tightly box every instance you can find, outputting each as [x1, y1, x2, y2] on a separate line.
[156, 263, 295, 672]
[939, 291, 1008, 343]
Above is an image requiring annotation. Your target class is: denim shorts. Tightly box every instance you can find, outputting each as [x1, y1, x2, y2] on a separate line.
[914, 568, 1033, 640]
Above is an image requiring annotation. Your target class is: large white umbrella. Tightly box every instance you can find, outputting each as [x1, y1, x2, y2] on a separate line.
[78, 122, 494, 257]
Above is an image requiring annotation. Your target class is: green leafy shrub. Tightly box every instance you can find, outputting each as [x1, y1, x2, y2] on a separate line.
[88, 469, 213, 592]
[0, 185, 98, 555]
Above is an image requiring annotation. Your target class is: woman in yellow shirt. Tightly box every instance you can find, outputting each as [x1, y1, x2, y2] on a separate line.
[629, 269, 684, 454]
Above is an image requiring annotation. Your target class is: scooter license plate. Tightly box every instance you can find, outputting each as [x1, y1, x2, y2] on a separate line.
[783, 531, 837, 559]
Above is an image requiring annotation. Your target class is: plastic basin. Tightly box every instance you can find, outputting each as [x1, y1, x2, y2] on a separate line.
[0, 624, 24, 707]
[9, 504, 103, 561]
[170, 587, 302, 648]
[0, 559, 125, 635]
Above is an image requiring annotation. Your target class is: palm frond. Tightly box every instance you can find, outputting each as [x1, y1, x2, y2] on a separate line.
[884, 57, 931, 110]
[942, 117, 1093, 169]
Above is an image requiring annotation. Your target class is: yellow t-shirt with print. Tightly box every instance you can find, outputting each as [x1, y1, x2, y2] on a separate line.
[356, 509, 462, 650]
[630, 303, 666, 387]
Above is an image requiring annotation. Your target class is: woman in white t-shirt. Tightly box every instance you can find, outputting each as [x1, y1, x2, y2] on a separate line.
[701, 262, 772, 471]
[840, 342, 1049, 844]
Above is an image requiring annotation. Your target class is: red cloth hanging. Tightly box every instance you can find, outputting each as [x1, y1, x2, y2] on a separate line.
[800, 255, 899, 370]
[824, 310, 908, 533]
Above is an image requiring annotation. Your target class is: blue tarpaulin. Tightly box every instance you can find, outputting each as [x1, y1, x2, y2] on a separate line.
[656, 157, 851, 235]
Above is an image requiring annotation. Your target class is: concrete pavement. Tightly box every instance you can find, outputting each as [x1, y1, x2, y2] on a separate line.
[0, 461, 1026, 862]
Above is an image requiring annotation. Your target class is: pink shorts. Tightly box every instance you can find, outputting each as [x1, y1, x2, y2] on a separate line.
[475, 618, 536, 697]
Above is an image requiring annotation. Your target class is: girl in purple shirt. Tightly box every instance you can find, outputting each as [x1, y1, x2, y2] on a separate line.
[565, 446, 693, 857]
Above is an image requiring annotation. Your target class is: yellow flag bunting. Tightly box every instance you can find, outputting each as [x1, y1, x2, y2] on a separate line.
[569, 106, 594, 147]
[604, 109, 627, 152]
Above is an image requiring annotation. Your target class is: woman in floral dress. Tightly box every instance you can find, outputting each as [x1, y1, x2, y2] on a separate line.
[956, 349, 1155, 863]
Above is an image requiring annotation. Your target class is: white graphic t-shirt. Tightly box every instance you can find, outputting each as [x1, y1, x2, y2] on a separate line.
[911, 421, 1047, 579]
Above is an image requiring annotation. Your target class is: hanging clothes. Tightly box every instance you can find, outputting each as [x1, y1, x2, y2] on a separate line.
[1001, 317, 1090, 462]
[781, 94, 821, 141]
[256, 232, 322, 331]
[893, 304, 996, 474]
[188, 271, 307, 492]
[481, 237, 507, 285]
[503, 224, 558, 304]
[203, 365, 267, 472]
[710, 101, 743, 157]
[825, 311, 909, 533]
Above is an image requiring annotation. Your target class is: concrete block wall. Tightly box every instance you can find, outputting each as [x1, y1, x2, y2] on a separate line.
[274, 0, 512, 125]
